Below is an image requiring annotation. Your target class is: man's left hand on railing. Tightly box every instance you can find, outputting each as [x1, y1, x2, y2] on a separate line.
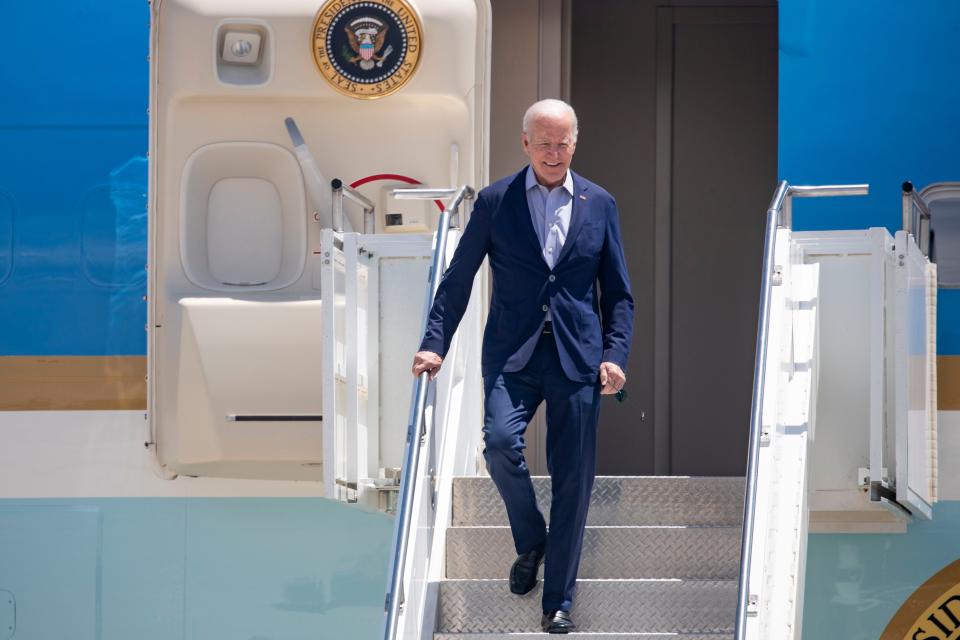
[412, 351, 443, 379]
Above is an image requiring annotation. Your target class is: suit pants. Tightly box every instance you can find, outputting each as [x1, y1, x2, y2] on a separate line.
[482, 330, 600, 613]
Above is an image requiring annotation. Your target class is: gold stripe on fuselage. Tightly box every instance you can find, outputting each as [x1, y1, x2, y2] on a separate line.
[0, 356, 146, 410]
[938, 355, 960, 411]
[2, 355, 960, 412]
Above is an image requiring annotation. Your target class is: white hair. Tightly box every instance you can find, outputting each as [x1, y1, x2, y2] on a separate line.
[522, 99, 579, 141]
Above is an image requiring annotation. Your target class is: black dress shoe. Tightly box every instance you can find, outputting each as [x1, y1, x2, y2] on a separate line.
[541, 610, 576, 634]
[508, 545, 545, 595]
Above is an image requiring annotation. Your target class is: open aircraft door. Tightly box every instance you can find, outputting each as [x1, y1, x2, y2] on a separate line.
[146, 0, 491, 496]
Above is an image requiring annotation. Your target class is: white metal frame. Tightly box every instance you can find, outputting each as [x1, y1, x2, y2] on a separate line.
[745, 219, 939, 637]
[320, 230, 443, 506]
[791, 229, 898, 506]
[320, 229, 347, 500]
[791, 228, 938, 521]
[893, 229, 938, 518]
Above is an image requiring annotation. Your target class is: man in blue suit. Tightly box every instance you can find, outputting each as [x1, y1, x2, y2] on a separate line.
[412, 99, 634, 633]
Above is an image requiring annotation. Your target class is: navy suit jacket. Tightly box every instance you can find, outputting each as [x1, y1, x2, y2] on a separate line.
[419, 167, 634, 384]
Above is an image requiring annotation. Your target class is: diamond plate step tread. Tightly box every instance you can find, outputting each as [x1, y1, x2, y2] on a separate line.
[435, 634, 733, 639]
[437, 579, 736, 634]
[445, 525, 741, 579]
[452, 476, 745, 527]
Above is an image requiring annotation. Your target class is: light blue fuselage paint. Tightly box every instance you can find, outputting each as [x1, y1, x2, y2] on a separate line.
[0, 498, 392, 639]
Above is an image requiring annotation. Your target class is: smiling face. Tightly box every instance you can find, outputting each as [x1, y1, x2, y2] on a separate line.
[521, 111, 577, 189]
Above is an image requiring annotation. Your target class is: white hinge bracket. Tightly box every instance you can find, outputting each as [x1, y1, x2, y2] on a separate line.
[858, 466, 890, 490]
[771, 266, 783, 286]
[760, 426, 771, 446]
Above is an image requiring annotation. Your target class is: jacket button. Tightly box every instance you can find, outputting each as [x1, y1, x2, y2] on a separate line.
[542, 304, 549, 312]
[548, 275, 556, 282]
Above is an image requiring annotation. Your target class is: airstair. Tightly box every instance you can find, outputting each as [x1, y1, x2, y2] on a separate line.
[380, 180, 939, 640]
[436, 476, 743, 638]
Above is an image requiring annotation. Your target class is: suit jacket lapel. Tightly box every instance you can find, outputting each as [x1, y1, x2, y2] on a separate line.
[555, 171, 589, 266]
[507, 167, 545, 260]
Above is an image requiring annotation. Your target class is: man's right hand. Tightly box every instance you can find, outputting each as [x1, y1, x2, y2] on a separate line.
[412, 351, 443, 379]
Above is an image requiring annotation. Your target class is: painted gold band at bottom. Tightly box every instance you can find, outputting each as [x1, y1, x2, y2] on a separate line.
[939, 355, 960, 411]
[0, 356, 146, 410]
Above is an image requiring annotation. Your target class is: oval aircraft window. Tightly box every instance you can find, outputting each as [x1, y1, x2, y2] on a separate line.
[0, 189, 13, 286]
[78, 182, 147, 290]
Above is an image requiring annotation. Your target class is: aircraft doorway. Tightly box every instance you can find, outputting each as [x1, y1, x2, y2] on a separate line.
[577, 3, 777, 475]
[488, 1, 777, 476]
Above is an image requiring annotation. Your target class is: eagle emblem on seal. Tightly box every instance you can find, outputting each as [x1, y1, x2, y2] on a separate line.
[343, 17, 394, 71]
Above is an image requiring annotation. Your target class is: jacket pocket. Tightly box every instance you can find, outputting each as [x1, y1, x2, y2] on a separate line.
[577, 311, 603, 356]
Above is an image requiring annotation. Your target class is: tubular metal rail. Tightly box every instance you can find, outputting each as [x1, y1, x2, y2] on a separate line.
[901, 181, 932, 256]
[331, 178, 376, 233]
[382, 185, 475, 640]
[735, 180, 868, 639]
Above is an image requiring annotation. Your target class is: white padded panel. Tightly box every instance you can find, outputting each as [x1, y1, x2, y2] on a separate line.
[164, 298, 324, 481]
[180, 141, 306, 292]
[207, 177, 283, 285]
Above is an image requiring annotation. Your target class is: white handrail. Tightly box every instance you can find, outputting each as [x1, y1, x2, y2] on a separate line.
[382, 185, 475, 640]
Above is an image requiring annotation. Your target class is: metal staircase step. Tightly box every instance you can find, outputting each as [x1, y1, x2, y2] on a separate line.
[435, 634, 733, 639]
[452, 476, 745, 527]
[446, 525, 741, 579]
[436, 579, 736, 634]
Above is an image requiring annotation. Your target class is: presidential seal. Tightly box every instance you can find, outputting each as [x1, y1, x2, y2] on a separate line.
[881, 558, 960, 639]
[312, 0, 423, 99]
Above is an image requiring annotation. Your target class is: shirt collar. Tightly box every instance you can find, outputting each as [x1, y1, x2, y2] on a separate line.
[525, 166, 574, 196]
